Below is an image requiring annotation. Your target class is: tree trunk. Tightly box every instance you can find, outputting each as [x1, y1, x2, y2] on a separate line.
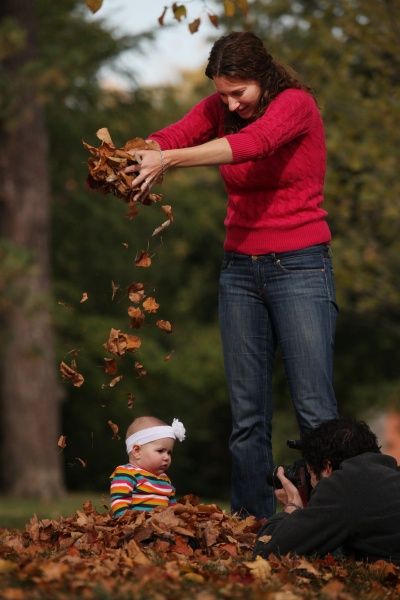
[0, 0, 65, 497]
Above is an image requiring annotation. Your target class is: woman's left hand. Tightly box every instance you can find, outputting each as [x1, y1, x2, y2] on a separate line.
[124, 149, 164, 201]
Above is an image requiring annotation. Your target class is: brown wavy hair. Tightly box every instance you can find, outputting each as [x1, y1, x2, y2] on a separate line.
[205, 31, 313, 133]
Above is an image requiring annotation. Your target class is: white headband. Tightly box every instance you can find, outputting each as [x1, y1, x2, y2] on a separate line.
[126, 418, 186, 454]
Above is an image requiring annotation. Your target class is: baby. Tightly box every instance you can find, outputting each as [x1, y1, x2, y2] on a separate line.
[110, 415, 185, 517]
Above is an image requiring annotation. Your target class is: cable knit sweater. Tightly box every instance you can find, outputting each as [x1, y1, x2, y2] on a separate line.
[149, 88, 331, 255]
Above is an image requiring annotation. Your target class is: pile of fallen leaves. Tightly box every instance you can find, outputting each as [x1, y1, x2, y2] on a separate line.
[1, 498, 400, 600]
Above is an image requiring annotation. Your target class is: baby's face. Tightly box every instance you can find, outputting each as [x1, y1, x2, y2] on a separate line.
[134, 437, 174, 475]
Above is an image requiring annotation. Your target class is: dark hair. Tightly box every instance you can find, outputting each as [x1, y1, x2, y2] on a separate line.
[301, 418, 381, 478]
[205, 31, 311, 133]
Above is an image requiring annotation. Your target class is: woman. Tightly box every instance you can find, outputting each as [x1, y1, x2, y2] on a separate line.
[126, 31, 339, 519]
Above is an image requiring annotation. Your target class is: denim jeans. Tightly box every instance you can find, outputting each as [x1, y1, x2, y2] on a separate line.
[218, 244, 338, 518]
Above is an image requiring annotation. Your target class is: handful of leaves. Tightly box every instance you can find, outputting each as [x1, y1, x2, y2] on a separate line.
[83, 128, 162, 218]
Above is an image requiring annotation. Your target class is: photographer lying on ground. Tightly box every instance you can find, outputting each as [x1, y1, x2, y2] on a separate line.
[254, 418, 400, 563]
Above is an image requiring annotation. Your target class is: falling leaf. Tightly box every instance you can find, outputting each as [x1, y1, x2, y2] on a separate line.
[134, 361, 147, 378]
[128, 306, 145, 328]
[152, 219, 171, 237]
[172, 3, 187, 21]
[164, 350, 175, 361]
[158, 5, 168, 26]
[122, 242, 129, 249]
[188, 18, 201, 33]
[103, 358, 118, 375]
[161, 204, 173, 221]
[58, 300, 72, 311]
[223, 0, 235, 17]
[109, 375, 123, 388]
[96, 127, 114, 146]
[111, 280, 120, 301]
[85, 0, 103, 14]
[57, 435, 67, 450]
[135, 250, 152, 268]
[75, 457, 87, 468]
[208, 13, 219, 27]
[244, 555, 272, 581]
[156, 320, 172, 333]
[143, 297, 159, 313]
[127, 392, 135, 409]
[59, 361, 84, 387]
[104, 328, 141, 356]
[80, 292, 88, 303]
[108, 420, 120, 439]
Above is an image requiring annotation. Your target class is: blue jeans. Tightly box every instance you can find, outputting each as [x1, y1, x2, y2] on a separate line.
[218, 244, 338, 518]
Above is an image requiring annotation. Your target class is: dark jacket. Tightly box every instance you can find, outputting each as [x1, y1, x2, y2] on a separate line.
[254, 452, 400, 563]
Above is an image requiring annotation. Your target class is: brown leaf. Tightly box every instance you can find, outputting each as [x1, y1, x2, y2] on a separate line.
[104, 328, 141, 356]
[188, 18, 201, 34]
[295, 558, 320, 576]
[57, 435, 67, 449]
[75, 457, 87, 468]
[108, 375, 123, 388]
[158, 5, 168, 26]
[108, 420, 120, 439]
[152, 219, 171, 237]
[161, 204, 173, 221]
[156, 319, 172, 333]
[85, 0, 103, 14]
[134, 361, 147, 378]
[320, 580, 345, 599]
[172, 3, 187, 21]
[96, 127, 114, 146]
[79, 292, 89, 303]
[258, 534, 272, 544]
[164, 350, 175, 361]
[223, 0, 236, 17]
[111, 280, 120, 301]
[135, 250, 152, 268]
[142, 297, 160, 313]
[127, 392, 135, 409]
[103, 358, 118, 375]
[59, 361, 84, 387]
[208, 13, 219, 28]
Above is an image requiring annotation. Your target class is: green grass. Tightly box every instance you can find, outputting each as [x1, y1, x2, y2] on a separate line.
[0, 492, 109, 529]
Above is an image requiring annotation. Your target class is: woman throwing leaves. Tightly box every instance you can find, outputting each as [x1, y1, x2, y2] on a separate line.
[126, 31, 339, 519]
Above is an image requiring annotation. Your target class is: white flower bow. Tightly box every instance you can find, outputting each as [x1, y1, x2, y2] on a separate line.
[171, 418, 186, 442]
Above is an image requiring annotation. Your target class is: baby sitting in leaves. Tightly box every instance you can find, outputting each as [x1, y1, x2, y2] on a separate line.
[110, 416, 186, 516]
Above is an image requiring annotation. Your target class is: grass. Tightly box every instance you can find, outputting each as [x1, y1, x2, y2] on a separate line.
[0, 492, 109, 529]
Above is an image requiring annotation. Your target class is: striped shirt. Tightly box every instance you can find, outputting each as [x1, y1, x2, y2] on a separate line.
[110, 463, 176, 517]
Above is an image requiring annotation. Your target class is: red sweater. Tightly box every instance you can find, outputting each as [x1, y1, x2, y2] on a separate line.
[149, 88, 331, 254]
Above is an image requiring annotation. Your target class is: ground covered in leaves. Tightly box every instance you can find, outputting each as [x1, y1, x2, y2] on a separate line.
[1, 496, 399, 599]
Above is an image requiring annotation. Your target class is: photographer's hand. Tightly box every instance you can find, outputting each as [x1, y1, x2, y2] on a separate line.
[276, 466, 304, 514]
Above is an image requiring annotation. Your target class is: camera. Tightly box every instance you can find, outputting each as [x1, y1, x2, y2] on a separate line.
[267, 440, 312, 504]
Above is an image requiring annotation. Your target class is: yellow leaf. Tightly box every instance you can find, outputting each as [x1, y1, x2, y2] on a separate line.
[189, 18, 201, 34]
[96, 127, 114, 146]
[244, 555, 272, 581]
[237, 0, 249, 15]
[0, 559, 18, 573]
[86, 0, 103, 14]
[172, 3, 187, 21]
[224, 0, 235, 17]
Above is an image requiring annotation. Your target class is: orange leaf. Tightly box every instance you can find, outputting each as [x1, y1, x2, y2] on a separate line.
[86, 0, 103, 14]
[161, 204, 174, 221]
[143, 297, 160, 313]
[104, 328, 141, 356]
[128, 306, 145, 328]
[156, 319, 172, 333]
[57, 435, 67, 449]
[109, 375, 123, 388]
[134, 361, 147, 378]
[135, 250, 152, 268]
[224, 0, 235, 17]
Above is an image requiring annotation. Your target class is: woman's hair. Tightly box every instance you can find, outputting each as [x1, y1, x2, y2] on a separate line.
[301, 418, 381, 479]
[205, 31, 311, 133]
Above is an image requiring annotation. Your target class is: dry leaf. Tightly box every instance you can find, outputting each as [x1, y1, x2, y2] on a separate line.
[103, 358, 118, 375]
[135, 250, 152, 268]
[75, 457, 87, 468]
[208, 13, 219, 28]
[108, 420, 120, 439]
[96, 127, 114, 146]
[152, 219, 171, 237]
[86, 0, 103, 14]
[244, 555, 272, 581]
[59, 361, 84, 387]
[134, 361, 147, 377]
[57, 435, 67, 449]
[164, 350, 175, 361]
[258, 534, 272, 544]
[80, 292, 88, 303]
[127, 392, 135, 409]
[104, 328, 141, 356]
[111, 280, 119, 301]
[189, 18, 201, 33]
[109, 375, 123, 388]
[295, 558, 320, 576]
[143, 297, 159, 313]
[156, 319, 172, 333]
[128, 306, 145, 328]
[158, 5, 168, 26]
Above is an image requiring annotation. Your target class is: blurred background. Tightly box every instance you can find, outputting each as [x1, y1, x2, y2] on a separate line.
[1, 0, 399, 525]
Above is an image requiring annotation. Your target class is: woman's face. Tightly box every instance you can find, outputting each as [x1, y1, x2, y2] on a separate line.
[213, 75, 262, 120]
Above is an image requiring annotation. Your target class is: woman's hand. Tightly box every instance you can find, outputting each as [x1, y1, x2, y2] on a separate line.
[275, 466, 304, 513]
[124, 149, 165, 202]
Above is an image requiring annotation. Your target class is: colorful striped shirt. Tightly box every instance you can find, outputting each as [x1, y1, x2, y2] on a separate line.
[110, 463, 176, 517]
